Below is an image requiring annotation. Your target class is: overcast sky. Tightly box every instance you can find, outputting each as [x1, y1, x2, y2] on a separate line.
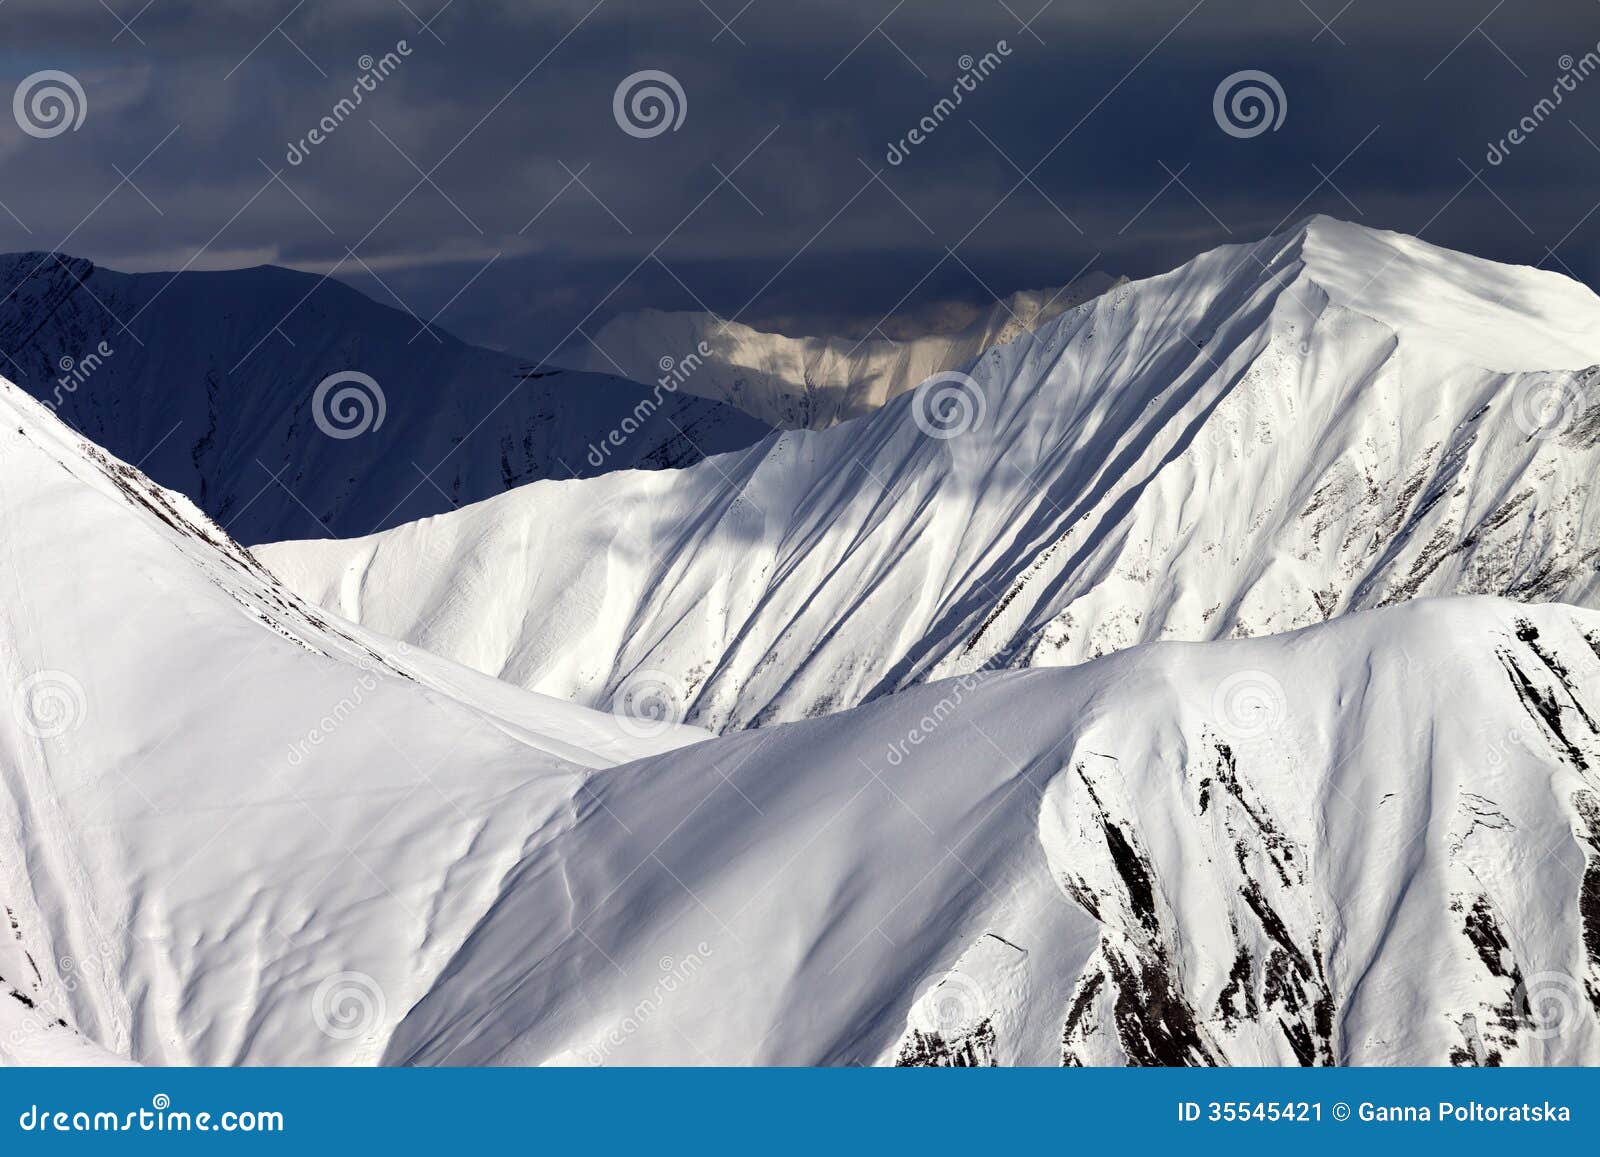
[3, 0, 1599, 356]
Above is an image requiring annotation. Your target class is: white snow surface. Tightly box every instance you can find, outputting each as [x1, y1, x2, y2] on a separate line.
[7, 218, 1600, 1068]
[379, 596, 1600, 1066]
[262, 217, 1600, 734]
[558, 275, 1122, 428]
[0, 377, 703, 1066]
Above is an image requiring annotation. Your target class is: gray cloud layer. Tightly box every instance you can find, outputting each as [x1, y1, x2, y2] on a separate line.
[1, 0, 1598, 355]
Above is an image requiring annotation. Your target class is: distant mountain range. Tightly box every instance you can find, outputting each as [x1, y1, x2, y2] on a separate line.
[557, 275, 1122, 428]
[0, 253, 771, 543]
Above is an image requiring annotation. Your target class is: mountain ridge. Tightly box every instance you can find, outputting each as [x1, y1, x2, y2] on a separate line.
[383, 594, 1600, 1066]
[0, 251, 772, 543]
[8, 217, 1600, 1067]
[261, 216, 1600, 733]
[0, 373, 704, 1064]
[1279, 214, 1600, 372]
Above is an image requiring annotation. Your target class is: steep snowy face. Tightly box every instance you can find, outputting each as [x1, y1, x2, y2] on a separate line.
[558, 275, 1122, 428]
[261, 217, 1600, 734]
[6, 378, 1600, 1069]
[0, 378, 704, 1066]
[383, 597, 1600, 1067]
[0, 253, 770, 544]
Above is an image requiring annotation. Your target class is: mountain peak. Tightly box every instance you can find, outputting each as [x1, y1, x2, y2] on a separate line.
[1267, 216, 1600, 372]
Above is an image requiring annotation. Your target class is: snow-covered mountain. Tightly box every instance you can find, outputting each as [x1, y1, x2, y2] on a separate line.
[557, 275, 1121, 428]
[0, 253, 771, 543]
[386, 596, 1600, 1066]
[0, 375, 705, 1065]
[5, 328, 1600, 1067]
[261, 217, 1600, 733]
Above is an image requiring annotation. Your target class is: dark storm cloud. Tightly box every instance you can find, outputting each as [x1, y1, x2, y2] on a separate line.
[1, 0, 1599, 357]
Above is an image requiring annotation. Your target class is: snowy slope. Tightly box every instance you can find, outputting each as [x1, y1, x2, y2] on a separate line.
[262, 217, 1600, 733]
[385, 596, 1600, 1066]
[0, 253, 770, 543]
[5, 371, 1599, 1067]
[559, 276, 1121, 428]
[0, 376, 705, 1066]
